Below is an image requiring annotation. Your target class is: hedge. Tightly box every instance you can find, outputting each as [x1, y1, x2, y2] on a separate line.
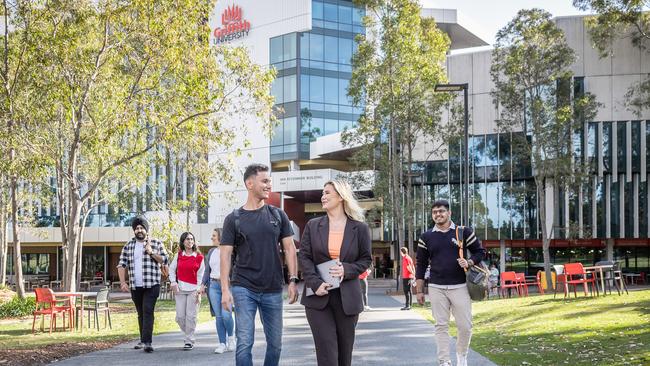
[0, 295, 36, 318]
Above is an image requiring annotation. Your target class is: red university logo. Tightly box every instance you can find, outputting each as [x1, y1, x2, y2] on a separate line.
[213, 4, 251, 44]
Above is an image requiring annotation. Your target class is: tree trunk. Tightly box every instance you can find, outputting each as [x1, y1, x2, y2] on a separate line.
[10, 176, 25, 298]
[64, 197, 82, 292]
[0, 181, 7, 286]
[538, 178, 553, 290]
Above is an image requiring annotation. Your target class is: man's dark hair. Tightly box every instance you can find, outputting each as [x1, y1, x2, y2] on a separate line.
[243, 163, 270, 183]
[431, 199, 450, 210]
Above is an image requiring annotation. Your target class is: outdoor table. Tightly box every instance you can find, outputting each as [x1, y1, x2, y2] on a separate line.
[584, 264, 613, 295]
[54, 291, 98, 331]
[623, 273, 641, 285]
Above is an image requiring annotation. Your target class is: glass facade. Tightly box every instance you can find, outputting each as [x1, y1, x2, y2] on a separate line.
[270, 0, 365, 161]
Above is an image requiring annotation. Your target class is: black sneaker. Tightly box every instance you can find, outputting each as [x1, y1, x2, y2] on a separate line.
[400, 306, 411, 310]
[144, 344, 154, 353]
[134, 342, 144, 350]
[183, 343, 194, 351]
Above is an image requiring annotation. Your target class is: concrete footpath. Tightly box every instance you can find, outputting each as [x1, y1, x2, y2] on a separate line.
[53, 286, 497, 366]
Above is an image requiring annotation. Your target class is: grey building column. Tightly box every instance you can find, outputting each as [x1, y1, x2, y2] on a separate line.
[606, 238, 614, 262]
[499, 239, 506, 273]
[280, 191, 284, 210]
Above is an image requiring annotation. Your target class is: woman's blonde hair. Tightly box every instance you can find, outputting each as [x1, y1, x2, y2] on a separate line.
[325, 179, 365, 222]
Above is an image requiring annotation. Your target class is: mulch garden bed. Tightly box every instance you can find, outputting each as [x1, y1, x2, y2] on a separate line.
[0, 340, 127, 366]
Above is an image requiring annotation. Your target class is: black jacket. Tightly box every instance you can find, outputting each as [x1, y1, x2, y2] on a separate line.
[298, 216, 372, 315]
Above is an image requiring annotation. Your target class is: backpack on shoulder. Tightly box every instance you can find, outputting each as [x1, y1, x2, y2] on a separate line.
[455, 226, 490, 301]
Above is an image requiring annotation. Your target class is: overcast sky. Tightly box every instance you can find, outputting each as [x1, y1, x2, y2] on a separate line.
[421, 0, 592, 46]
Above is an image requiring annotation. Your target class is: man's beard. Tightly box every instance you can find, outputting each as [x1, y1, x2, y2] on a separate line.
[135, 232, 146, 240]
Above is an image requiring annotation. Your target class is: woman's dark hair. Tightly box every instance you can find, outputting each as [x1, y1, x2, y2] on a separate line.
[179, 231, 197, 252]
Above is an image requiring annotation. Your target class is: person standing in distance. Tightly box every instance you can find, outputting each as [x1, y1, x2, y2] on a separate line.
[299, 180, 372, 366]
[118, 215, 169, 353]
[220, 163, 299, 366]
[400, 247, 415, 310]
[201, 228, 236, 354]
[415, 200, 486, 366]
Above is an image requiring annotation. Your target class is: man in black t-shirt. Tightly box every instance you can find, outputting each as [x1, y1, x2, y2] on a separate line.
[220, 163, 298, 366]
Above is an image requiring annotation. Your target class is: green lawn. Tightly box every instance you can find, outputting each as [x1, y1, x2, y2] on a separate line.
[0, 298, 213, 349]
[414, 289, 650, 366]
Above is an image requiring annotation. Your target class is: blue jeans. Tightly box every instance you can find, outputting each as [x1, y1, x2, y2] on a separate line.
[232, 286, 283, 366]
[208, 280, 234, 344]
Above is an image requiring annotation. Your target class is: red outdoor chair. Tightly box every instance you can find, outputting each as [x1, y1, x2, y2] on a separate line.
[515, 273, 529, 296]
[32, 288, 73, 334]
[523, 271, 545, 295]
[563, 263, 598, 298]
[500, 271, 521, 298]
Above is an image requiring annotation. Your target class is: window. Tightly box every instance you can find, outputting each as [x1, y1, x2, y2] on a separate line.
[270, 36, 283, 64]
[338, 37, 353, 65]
[284, 74, 297, 102]
[338, 5, 352, 24]
[310, 34, 323, 61]
[323, 3, 337, 22]
[283, 33, 296, 61]
[338, 78, 350, 105]
[271, 77, 283, 104]
[283, 117, 297, 145]
[300, 74, 309, 101]
[617, 121, 626, 173]
[310, 75, 324, 103]
[324, 36, 338, 64]
[324, 77, 338, 104]
[313, 1, 323, 19]
[324, 119, 338, 135]
[300, 33, 309, 59]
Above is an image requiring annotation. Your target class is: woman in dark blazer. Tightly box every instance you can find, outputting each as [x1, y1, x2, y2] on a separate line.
[299, 179, 372, 366]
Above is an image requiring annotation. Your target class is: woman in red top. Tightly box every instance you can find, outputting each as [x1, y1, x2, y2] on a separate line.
[400, 247, 415, 310]
[169, 232, 205, 350]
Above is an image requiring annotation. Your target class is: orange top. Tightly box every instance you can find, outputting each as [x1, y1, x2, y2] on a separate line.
[328, 230, 344, 259]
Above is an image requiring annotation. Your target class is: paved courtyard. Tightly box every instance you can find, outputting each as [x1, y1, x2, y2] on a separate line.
[54, 286, 496, 366]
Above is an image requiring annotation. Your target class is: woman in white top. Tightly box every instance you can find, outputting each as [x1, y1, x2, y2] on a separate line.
[169, 232, 205, 350]
[200, 228, 236, 354]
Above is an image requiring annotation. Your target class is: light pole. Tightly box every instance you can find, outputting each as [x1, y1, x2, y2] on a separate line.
[435, 83, 469, 226]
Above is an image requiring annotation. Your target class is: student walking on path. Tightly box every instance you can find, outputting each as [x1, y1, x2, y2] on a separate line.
[219, 163, 299, 366]
[400, 247, 416, 310]
[415, 199, 486, 366]
[117, 215, 169, 353]
[201, 228, 236, 354]
[299, 179, 372, 366]
[169, 232, 205, 350]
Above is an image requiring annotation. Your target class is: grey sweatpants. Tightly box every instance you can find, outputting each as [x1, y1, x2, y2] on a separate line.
[175, 290, 200, 344]
[429, 285, 473, 364]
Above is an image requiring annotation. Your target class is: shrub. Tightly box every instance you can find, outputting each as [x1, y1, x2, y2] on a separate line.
[0, 295, 36, 318]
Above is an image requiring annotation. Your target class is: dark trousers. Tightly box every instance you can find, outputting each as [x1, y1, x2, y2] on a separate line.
[403, 279, 412, 307]
[131, 285, 160, 344]
[305, 289, 359, 366]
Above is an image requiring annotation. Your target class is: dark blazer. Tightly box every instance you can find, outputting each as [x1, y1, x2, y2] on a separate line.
[299, 215, 372, 316]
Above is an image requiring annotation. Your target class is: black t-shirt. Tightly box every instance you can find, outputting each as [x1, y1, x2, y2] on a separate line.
[221, 204, 293, 293]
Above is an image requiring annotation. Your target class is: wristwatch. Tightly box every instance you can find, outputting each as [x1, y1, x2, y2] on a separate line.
[289, 276, 299, 284]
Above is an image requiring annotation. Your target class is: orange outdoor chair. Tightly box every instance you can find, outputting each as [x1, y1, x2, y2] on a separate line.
[515, 273, 529, 296]
[563, 263, 598, 298]
[32, 288, 73, 334]
[500, 271, 521, 298]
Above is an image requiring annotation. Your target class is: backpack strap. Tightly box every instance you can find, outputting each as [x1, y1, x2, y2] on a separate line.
[267, 205, 282, 226]
[233, 208, 241, 244]
[455, 225, 467, 272]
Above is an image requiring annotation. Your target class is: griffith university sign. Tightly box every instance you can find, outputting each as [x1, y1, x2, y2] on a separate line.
[213, 4, 251, 45]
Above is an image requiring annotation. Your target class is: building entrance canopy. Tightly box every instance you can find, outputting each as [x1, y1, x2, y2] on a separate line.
[273, 169, 373, 193]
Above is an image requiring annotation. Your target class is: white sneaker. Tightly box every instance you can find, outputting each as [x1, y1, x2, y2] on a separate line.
[439, 361, 452, 366]
[364, 306, 372, 311]
[214, 343, 227, 354]
[456, 354, 468, 366]
[226, 337, 236, 352]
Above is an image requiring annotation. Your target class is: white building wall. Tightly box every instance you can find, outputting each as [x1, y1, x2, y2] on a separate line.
[207, 0, 312, 226]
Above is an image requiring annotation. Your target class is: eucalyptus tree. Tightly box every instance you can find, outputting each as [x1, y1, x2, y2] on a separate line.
[491, 9, 599, 287]
[20, 1, 275, 291]
[347, 0, 454, 254]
